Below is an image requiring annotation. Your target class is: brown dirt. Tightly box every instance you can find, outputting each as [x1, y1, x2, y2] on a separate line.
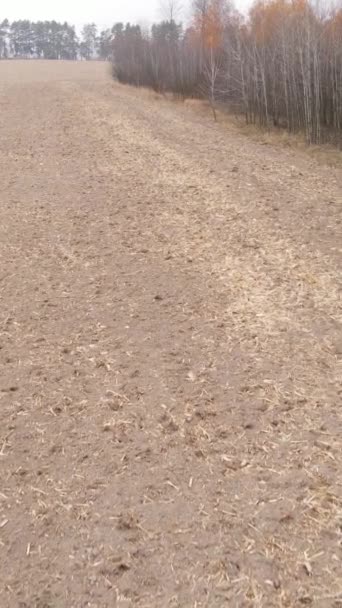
[0, 60, 341, 608]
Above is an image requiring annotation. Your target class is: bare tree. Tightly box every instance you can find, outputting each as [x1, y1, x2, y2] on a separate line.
[202, 46, 222, 119]
[159, 0, 183, 22]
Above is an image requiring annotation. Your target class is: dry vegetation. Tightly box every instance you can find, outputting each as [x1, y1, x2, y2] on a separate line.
[216, 106, 342, 167]
[122, 85, 342, 167]
[0, 60, 341, 608]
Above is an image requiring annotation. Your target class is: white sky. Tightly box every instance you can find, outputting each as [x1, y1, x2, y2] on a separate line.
[5, 0, 173, 29]
[4, 0, 251, 30]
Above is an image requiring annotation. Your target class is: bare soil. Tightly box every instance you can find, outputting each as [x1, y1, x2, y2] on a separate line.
[0, 60, 341, 608]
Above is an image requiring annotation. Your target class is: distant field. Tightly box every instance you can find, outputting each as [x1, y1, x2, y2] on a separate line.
[0, 59, 109, 82]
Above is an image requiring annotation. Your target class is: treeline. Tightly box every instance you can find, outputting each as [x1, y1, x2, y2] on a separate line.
[112, 0, 342, 145]
[0, 19, 113, 60]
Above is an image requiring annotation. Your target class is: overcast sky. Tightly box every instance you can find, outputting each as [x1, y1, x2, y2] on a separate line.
[4, 0, 250, 30]
[5, 0, 176, 29]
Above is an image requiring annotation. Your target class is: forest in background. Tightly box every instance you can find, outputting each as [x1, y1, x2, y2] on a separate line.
[1, 0, 342, 146]
[0, 20, 111, 60]
[112, 0, 342, 146]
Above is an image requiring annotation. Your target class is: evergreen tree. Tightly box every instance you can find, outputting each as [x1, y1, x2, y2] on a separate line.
[98, 28, 113, 60]
[80, 23, 98, 60]
[0, 19, 9, 58]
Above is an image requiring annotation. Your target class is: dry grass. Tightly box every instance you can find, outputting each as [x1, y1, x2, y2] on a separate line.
[120, 81, 342, 168]
[236, 120, 342, 167]
[214, 106, 342, 168]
